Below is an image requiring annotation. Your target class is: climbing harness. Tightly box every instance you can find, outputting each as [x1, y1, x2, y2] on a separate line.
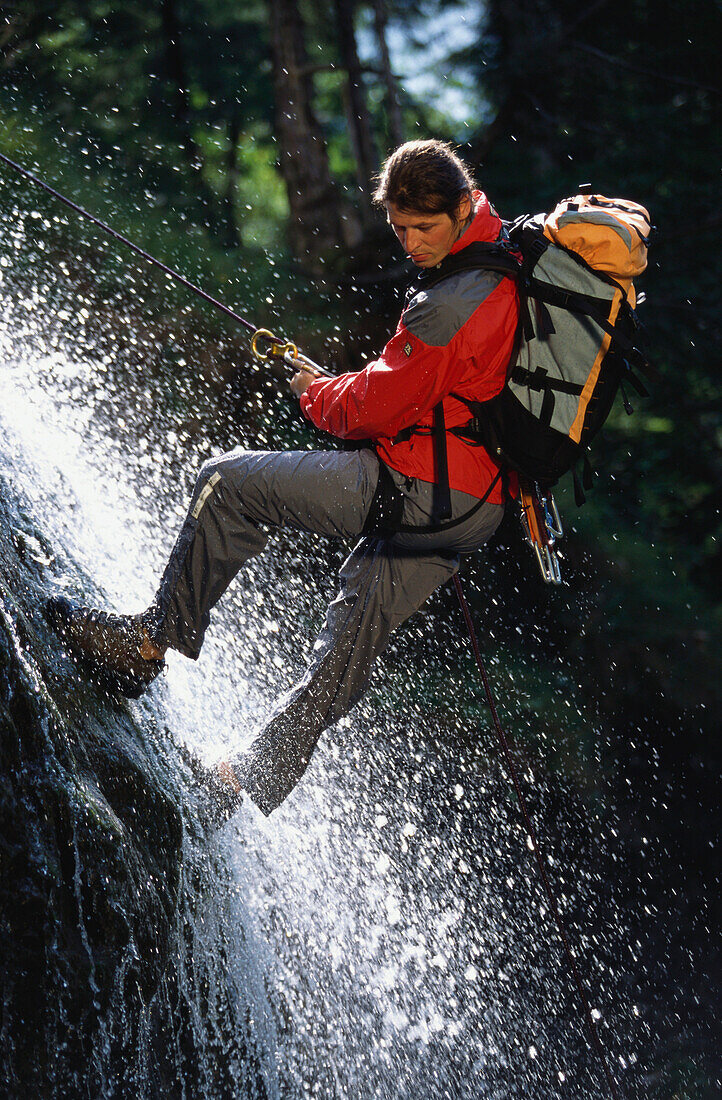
[453, 573, 623, 1099]
[2, 150, 626, 1096]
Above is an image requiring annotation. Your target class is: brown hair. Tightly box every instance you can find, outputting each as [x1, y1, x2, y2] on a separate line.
[372, 140, 477, 223]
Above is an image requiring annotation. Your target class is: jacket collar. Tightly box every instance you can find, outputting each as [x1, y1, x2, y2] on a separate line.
[409, 193, 506, 294]
[449, 190, 502, 254]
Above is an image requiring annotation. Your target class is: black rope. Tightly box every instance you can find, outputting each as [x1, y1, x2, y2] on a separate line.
[0, 150, 258, 334]
[452, 572, 623, 1100]
[1, 150, 620, 1095]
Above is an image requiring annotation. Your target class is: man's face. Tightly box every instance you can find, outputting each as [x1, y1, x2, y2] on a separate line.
[385, 196, 470, 268]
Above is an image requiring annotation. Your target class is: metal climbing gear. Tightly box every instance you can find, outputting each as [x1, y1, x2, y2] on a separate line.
[519, 477, 564, 584]
[249, 328, 332, 377]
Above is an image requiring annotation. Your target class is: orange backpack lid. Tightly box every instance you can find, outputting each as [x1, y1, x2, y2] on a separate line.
[544, 194, 652, 285]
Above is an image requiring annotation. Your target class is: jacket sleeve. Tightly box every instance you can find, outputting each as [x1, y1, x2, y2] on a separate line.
[299, 277, 515, 441]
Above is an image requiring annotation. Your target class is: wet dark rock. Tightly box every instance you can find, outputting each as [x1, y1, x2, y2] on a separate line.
[0, 473, 269, 1098]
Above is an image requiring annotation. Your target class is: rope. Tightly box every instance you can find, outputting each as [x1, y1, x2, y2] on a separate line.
[452, 572, 623, 1100]
[0, 150, 258, 334]
[2, 146, 623, 1094]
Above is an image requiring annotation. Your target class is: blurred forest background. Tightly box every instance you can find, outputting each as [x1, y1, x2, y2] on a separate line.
[2, 0, 720, 745]
[1, 1, 721, 1094]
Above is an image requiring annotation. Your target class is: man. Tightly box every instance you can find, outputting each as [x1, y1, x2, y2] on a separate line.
[47, 139, 519, 825]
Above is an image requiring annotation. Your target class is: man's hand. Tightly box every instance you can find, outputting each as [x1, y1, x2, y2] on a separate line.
[289, 366, 318, 398]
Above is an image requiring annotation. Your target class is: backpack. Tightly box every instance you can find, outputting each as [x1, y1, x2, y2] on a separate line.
[379, 189, 653, 581]
[451, 190, 654, 503]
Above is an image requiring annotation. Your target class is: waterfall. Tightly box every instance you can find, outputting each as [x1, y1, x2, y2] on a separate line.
[0, 195, 637, 1099]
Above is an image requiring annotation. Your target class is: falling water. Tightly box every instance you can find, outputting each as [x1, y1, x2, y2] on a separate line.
[0, 188, 658, 1099]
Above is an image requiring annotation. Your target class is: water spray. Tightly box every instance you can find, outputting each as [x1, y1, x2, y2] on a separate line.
[453, 573, 623, 1099]
[0, 150, 330, 378]
[0, 149, 625, 1098]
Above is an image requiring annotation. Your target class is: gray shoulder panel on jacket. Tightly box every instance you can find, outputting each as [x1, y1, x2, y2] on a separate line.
[402, 268, 506, 348]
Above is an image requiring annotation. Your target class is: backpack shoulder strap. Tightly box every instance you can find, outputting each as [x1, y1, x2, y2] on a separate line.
[397, 236, 523, 517]
[411, 239, 521, 295]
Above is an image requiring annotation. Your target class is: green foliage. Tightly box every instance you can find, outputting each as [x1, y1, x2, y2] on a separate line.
[4, 0, 275, 243]
[468, 0, 722, 607]
[3, 0, 720, 736]
[1, 9, 719, 1092]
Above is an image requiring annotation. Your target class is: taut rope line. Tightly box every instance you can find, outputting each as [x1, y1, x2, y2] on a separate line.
[0, 151, 333, 375]
[0, 150, 260, 334]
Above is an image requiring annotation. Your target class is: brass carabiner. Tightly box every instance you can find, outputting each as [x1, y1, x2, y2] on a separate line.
[250, 328, 298, 364]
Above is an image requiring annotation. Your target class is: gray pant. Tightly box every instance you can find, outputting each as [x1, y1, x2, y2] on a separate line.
[147, 448, 503, 814]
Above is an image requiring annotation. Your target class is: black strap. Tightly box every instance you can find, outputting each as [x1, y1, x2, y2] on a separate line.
[513, 226, 547, 344]
[529, 280, 616, 324]
[540, 386, 555, 427]
[362, 461, 503, 538]
[535, 299, 556, 339]
[392, 423, 420, 445]
[511, 366, 584, 396]
[518, 291, 535, 341]
[618, 376, 634, 415]
[393, 468, 503, 535]
[582, 454, 594, 491]
[411, 240, 521, 294]
[433, 402, 452, 521]
[623, 361, 649, 397]
[571, 453, 594, 506]
[393, 395, 492, 519]
[587, 196, 655, 244]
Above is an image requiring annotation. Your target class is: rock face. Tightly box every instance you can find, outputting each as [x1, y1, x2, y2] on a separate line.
[0, 473, 270, 1098]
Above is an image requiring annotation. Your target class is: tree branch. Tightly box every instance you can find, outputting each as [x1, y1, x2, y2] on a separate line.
[571, 41, 721, 97]
[296, 61, 386, 80]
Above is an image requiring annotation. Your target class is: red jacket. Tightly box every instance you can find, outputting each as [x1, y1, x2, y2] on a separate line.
[300, 192, 518, 505]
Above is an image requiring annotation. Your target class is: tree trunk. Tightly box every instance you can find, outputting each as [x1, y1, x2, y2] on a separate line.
[160, 0, 202, 174]
[333, 0, 378, 220]
[372, 0, 404, 149]
[267, 0, 346, 270]
[160, 0, 240, 242]
[223, 109, 242, 248]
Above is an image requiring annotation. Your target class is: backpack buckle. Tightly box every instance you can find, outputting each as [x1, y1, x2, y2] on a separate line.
[528, 236, 549, 262]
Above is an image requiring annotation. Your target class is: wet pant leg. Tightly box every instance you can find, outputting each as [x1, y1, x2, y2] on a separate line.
[232, 491, 504, 815]
[145, 449, 379, 658]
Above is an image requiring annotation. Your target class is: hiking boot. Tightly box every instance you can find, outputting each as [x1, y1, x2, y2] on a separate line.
[179, 745, 243, 831]
[46, 594, 165, 699]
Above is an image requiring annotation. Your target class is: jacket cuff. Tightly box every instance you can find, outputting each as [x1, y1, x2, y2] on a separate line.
[299, 376, 326, 422]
